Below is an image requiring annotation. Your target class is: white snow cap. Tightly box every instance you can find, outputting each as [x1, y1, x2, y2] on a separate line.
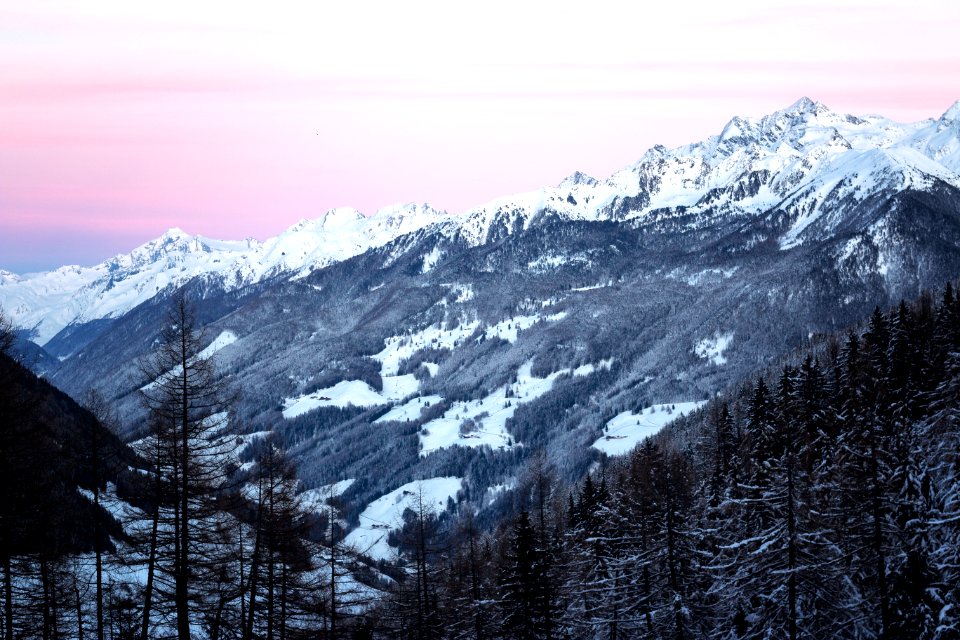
[941, 100, 960, 122]
[4, 97, 959, 345]
[320, 207, 365, 228]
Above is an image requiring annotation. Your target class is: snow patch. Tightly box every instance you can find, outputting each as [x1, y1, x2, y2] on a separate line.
[418, 360, 599, 456]
[199, 330, 238, 358]
[483, 312, 567, 343]
[374, 322, 481, 376]
[374, 395, 444, 423]
[344, 477, 462, 561]
[593, 402, 706, 456]
[572, 358, 614, 377]
[684, 268, 738, 286]
[282, 374, 419, 418]
[695, 332, 733, 366]
[527, 255, 567, 271]
[140, 330, 237, 391]
[572, 281, 613, 292]
[300, 479, 356, 513]
[420, 246, 443, 273]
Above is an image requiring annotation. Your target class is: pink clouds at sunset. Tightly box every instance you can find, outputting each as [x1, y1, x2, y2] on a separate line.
[2, 0, 958, 272]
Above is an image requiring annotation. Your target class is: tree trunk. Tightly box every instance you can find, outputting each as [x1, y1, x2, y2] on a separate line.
[244, 503, 263, 640]
[40, 556, 52, 640]
[176, 324, 192, 640]
[267, 550, 275, 640]
[786, 450, 798, 640]
[239, 523, 246, 631]
[91, 413, 104, 640]
[75, 585, 84, 640]
[329, 515, 337, 640]
[280, 562, 287, 640]
[666, 505, 684, 640]
[140, 503, 160, 640]
[211, 592, 226, 640]
[869, 430, 889, 638]
[3, 552, 13, 640]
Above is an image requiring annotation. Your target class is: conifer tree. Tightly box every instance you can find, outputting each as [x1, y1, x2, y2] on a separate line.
[137, 293, 236, 639]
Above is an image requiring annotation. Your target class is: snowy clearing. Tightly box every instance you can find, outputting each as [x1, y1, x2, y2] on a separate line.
[373, 311, 566, 376]
[483, 312, 567, 343]
[695, 332, 733, 366]
[140, 330, 238, 391]
[420, 246, 444, 273]
[344, 477, 462, 561]
[571, 281, 612, 292]
[282, 374, 418, 419]
[300, 479, 356, 512]
[418, 361, 599, 456]
[593, 402, 707, 456]
[374, 322, 481, 376]
[199, 330, 238, 358]
[374, 395, 444, 423]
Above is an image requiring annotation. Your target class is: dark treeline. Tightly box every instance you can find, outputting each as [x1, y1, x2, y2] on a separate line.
[362, 284, 960, 639]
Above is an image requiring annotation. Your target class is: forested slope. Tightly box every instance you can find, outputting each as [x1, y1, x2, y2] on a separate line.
[369, 282, 960, 640]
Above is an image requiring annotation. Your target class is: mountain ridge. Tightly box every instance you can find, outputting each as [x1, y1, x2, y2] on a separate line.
[0, 98, 960, 345]
[4, 98, 959, 345]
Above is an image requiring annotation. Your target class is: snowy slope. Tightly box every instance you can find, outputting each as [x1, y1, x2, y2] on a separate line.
[343, 477, 463, 561]
[4, 98, 959, 346]
[593, 401, 707, 456]
[1, 204, 446, 345]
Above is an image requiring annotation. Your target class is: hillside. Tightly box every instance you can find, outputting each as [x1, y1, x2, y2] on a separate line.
[3, 97, 960, 548]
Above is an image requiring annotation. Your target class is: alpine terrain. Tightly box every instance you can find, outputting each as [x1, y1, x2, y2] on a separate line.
[2, 97, 960, 637]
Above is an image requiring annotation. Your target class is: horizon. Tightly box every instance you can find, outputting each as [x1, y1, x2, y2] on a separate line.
[2, 1, 959, 273]
[4, 94, 960, 277]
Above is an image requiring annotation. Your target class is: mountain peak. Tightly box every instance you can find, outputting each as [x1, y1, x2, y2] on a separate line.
[785, 96, 830, 116]
[321, 207, 365, 229]
[942, 99, 960, 122]
[559, 171, 599, 188]
[161, 227, 191, 240]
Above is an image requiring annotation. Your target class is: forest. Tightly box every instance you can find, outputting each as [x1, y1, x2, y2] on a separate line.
[1, 279, 959, 639]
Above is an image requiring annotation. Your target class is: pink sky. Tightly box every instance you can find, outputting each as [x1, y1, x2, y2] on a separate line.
[2, 0, 959, 272]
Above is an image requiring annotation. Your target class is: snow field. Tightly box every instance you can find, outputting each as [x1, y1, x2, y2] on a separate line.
[418, 360, 604, 457]
[284, 311, 568, 420]
[299, 479, 357, 513]
[200, 330, 238, 357]
[695, 332, 734, 366]
[571, 281, 613, 292]
[374, 322, 481, 376]
[420, 246, 444, 273]
[593, 401, 707, 456]
[483, 312, 567, 343]
[344, 477, 463, 561]
[282, 374, 419, 418]
[374, 395, 444, 423]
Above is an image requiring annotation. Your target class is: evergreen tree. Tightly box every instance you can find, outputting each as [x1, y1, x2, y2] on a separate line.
[500, 511, 553, 640]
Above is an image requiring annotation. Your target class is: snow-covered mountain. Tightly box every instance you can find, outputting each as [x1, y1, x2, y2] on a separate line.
[2, 204, 446, 344]
[7, 98, 960, 345]
[3, 97, 959, 346]
[6, 97, 960, 551]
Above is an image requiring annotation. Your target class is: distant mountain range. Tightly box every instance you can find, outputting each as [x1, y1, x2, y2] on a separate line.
[5, 97, 958, 346]
[3, 97, 960, 541]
